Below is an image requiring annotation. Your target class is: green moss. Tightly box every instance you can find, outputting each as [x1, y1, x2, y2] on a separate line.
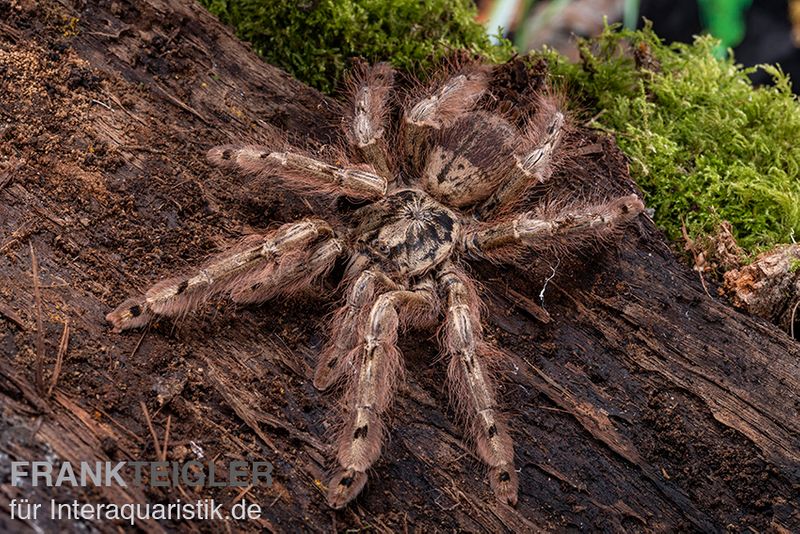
[199, 0, 513, 93]
[790, 258, 800, 273]
[198, 4, 798, 256]
[542, 23, 800, 254]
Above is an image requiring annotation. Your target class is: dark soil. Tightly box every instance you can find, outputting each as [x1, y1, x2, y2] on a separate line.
[1, 1, 799, 533]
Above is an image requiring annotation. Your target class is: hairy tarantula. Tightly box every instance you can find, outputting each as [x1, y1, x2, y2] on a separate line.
[107, 62, 644, 508]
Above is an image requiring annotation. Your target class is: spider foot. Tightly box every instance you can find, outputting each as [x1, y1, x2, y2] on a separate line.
[312, 345, 345, 391]
[326, 468, 368, 509]
[489, 464, 519, 506]
[106, 297, 151, 333]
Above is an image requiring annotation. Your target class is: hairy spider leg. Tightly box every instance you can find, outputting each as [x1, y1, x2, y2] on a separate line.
[208, 145, 387, 199]
[106, 219, 333, 332]
[478, 95, 567, 217]
[230, 237, 346, 304]
[326, 281, 437, 509]
[439, 267, 518, 505]
[402, 67, 490, 170]
[346, 62, 395, 178]
[464, 194, 646, 262]
[314, 269, 400, 390]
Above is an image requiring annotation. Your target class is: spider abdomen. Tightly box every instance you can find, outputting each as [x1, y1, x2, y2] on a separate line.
[421, 111, 516, 208]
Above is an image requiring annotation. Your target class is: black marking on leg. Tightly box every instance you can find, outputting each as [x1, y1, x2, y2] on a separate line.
[353, 425, 369, 440]
[339, 475, 354, 487]
[176, 280, 188, 295]
[130, 305, 142, 317]
[499, 471, 510, 482]
[221, 149, 232, 160]
[488, 424, 498, 438]
[462, 352, 474, 373]
[327, 356, 338, 368]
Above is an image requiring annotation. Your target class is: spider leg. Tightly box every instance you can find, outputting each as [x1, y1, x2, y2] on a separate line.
[438, 267, 518, 506]
[477, 97, 566, 217]
[229, 237, 345, 304]
[463, 194, 645, 262]
[208, 146, 387, 199]
[326, 280, 437, 509]
[106, 219, 339, 332]
[402, 67, 489, 170]
[314, 269, 399, 390]
[345, 62, 394, 177]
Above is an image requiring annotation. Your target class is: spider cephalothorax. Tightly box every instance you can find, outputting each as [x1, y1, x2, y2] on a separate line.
[107, 61, 644, 508]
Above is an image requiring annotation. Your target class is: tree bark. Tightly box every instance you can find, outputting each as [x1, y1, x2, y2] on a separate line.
[0, 1, 798, 532]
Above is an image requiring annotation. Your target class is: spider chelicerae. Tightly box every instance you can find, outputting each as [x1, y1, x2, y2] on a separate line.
[107, 62, 644, 508]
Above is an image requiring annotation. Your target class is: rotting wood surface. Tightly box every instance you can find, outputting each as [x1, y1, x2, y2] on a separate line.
[1, 1, 799, 532]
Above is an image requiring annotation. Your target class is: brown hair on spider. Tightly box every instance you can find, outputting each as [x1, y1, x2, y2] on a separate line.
[106, 58, 645, 510]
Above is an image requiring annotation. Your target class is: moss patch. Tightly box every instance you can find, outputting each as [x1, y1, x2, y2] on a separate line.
[199, 0, 513, 93]
[543, 23, 800, 254]
[197, 4, 799, 256]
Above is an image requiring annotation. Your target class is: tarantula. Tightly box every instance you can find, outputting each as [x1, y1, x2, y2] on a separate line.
[107, 62, 644, 508]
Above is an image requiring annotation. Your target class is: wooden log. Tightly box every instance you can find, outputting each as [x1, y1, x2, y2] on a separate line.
[0, 1, 798, 532]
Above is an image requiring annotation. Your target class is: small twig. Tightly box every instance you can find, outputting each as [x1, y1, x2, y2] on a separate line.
[504, 286, 551, 324]
[30, 243, 45, 394]
[681, 222, 712, 298]
[140, 401, 163, 460]
[161, 415, 171, 462]
[129, 323, 150, 359]
[0, 221, 32, 255]
[791, 300, 799, 340]
[47, 319, 69, 397]
[121, 144, 168, 155]
[0, 302, 24, 329]
[0, 157, 23, 192]
[104, 92, 148, 126]
[0, 171, 12, 191]
[697, 270, 712, 299]
[86, 24, 131, 39]
[154, 84, 211, 125]
[92, 405, 145, 444]
[227, 484, 254, 507]
[90, 98, 113, 111]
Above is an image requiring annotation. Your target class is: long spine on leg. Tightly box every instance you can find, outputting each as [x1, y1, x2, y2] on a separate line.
[326, 286, 435, 508]
[106, 219, 332, 331]
[439, 268, 518, 505]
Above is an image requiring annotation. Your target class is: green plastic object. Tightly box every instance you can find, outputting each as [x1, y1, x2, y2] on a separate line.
[697, 0, 753, 57]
